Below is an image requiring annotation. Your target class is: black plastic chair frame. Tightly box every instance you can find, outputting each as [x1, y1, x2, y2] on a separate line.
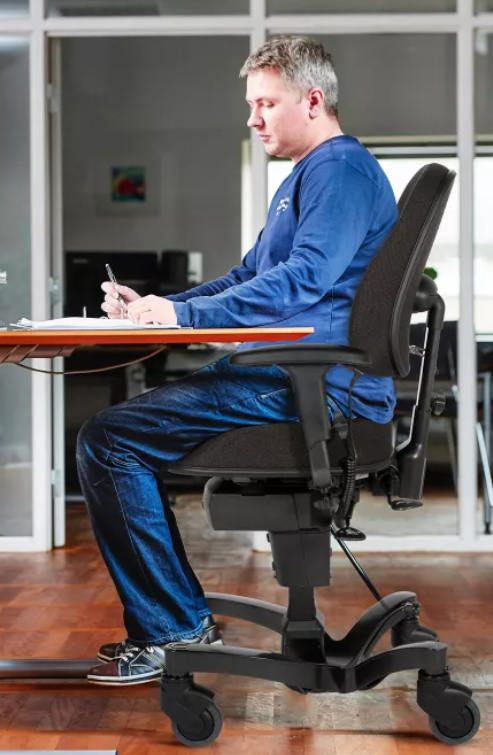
[160, 166, 480, 748]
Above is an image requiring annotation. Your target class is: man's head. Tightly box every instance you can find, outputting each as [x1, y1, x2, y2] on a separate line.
[240, 35, 341, 163]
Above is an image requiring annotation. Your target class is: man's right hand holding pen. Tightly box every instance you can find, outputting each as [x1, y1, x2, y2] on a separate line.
[101, 281, 141, 319]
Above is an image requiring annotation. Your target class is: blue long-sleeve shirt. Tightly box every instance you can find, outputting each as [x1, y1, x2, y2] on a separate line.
[169, 135, 398, 423]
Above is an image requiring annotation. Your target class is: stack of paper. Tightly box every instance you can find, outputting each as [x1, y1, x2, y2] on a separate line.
[11, 317, 190, 330]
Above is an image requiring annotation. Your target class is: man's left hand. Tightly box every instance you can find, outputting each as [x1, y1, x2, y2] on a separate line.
[126, 295, 178, 326]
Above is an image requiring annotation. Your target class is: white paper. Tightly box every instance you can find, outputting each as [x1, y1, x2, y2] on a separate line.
[11, 317, 190, 330]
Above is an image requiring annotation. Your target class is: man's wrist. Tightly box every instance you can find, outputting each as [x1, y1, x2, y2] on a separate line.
[172, 301, 192, 327]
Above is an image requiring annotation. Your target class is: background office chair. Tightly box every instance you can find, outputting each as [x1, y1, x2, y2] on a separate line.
[160, 164, 480, 748]
[395, 320, 493, 534]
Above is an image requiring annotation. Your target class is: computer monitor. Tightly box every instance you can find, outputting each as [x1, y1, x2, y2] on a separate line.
[64, 251, 159, 317]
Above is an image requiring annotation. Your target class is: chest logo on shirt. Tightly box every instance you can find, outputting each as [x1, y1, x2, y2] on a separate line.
[276, 196, 290, 216]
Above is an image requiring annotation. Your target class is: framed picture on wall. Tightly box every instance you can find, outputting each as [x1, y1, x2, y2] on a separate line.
[94, 151, 160, 216]
[111, 165, 146, 203]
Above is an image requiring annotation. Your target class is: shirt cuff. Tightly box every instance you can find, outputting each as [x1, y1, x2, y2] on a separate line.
[172, 301, 193, 328]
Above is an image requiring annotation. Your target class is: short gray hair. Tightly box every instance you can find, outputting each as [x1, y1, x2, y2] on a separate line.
[240, 35, 338, 118]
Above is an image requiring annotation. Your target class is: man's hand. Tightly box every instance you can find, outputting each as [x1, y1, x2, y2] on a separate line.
[127, 295, 178, 326]
[101, 282, 140, 318]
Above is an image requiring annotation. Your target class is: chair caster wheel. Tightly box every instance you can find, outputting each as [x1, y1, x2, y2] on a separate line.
[171, 699, 223, 748]
[429, 699, 481, 745]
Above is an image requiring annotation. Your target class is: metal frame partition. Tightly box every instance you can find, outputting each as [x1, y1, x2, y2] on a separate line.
[0, 0, 491, 552]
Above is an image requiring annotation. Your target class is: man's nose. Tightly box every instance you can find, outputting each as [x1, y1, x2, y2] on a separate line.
[247, 110, 262, 128]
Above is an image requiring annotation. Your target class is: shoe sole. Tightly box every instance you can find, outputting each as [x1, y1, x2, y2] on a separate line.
[96, 637, 224, 664]
[87, 670, 163, 686]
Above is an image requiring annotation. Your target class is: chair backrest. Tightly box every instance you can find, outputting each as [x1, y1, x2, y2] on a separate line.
[349, 163, 456, 378]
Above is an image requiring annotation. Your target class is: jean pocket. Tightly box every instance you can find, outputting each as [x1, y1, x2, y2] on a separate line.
[107, 451, 140, 470]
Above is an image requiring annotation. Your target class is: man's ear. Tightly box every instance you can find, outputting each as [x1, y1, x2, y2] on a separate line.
[307, 88, 325, 119]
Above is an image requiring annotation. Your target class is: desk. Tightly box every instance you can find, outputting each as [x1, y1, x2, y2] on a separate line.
[0, 326, 313, 363]
[0, 326, 313, 679]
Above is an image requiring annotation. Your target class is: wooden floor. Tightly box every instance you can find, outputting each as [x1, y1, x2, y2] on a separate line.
[0, 497, 492, 753]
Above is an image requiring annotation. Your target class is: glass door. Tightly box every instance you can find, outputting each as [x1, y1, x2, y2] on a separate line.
[0, 36, 34, 541]
[50, 33, 250, 543]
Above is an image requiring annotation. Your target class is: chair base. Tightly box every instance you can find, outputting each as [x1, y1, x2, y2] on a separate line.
[161, 590, 478, 748]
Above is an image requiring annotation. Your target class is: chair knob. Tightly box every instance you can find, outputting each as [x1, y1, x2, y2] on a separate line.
[431, 391, 446, 416]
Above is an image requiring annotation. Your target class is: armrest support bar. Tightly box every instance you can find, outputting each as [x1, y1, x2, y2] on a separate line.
[230, 345, 371, 489]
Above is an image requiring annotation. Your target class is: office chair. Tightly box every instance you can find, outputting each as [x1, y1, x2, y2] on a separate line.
[160, 164, 480, 748]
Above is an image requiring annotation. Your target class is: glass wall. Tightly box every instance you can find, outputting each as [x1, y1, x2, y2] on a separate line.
[0, 1, 28, 16]
[61, 35, 250, 494]
[267, 32, 459, 537]
[267, 0, 456, 14]
[475, 29, 493, 334]
[0, 37, 32, 536]
[48, 0, 249, 17]
[475, 26, 493, 535]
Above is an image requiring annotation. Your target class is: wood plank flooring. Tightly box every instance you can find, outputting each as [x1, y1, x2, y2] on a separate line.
[0, 496, 491, 752]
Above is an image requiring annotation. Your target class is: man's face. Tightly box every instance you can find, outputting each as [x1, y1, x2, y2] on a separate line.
[246, 68, 311, 161]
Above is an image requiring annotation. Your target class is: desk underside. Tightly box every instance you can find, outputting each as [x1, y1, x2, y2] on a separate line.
[0, 344, 77, 364]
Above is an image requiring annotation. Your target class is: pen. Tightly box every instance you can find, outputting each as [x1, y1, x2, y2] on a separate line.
[105, 263, 125, 318]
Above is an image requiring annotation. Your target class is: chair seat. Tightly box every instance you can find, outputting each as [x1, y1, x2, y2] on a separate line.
[168, 418, 394, 479]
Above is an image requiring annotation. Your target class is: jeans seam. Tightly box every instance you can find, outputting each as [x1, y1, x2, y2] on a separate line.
[215, 386, 292, 416]
[105, 463, 171, 639]
[256, 388, 291, 400]
[128, 616, 205, 645]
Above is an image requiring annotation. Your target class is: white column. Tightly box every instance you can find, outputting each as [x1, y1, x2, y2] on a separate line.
[457, 0, 477, 544]
[31, 0, 52, 551]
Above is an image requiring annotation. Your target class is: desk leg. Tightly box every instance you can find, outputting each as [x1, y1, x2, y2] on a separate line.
[125, 363, 146, 400]
[0, 659, 96, 679]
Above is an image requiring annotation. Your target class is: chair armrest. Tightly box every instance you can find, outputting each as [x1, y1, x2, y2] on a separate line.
[230, 343, 371, 369]
[229, 344, 371, 490]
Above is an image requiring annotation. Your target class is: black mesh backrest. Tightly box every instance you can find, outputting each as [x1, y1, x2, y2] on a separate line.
[349, 163, 456, 378]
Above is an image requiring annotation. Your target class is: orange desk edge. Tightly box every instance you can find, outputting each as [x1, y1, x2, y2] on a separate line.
[0, 327, 314, 364]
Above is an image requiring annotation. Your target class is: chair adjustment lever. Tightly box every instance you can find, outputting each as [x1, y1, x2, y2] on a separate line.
[409, 344, 425, 357]
[431, 391, 446, 416]
[335, 526, 366, 541]
[314, 491, 339, 514]
[386, 495, 423, 512]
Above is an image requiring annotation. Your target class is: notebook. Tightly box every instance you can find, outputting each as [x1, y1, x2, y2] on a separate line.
[11, 317, 191, 330]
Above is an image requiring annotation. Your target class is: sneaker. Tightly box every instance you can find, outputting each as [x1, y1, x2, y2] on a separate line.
[88, 615, 223, 686]
[97, 614, 221, 662]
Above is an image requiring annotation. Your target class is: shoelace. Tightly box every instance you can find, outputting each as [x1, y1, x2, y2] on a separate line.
[113, 639, 129, 657]
[117, 643, 163, 663]
[115, 632, 204, 662]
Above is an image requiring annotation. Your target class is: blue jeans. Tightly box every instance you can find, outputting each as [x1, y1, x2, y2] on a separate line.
[76, 354, 330, 646]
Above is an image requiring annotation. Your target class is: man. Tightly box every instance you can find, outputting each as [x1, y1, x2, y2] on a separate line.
[79, 35, 398, 686]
